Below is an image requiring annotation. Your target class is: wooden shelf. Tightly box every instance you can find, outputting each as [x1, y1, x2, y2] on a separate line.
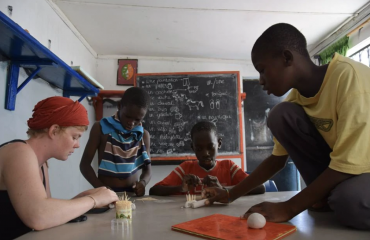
[92, 90, 125, 121]
[0, 11, 100, 110]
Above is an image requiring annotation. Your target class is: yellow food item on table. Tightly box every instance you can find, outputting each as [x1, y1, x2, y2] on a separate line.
[116, 192, 132, 219]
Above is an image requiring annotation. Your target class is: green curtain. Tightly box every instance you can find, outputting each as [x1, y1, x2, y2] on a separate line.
[319, 36, 349, 65]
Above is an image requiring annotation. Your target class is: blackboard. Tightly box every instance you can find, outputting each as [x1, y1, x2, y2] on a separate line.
[136, 72, 242, 160]
[243, 79, 298, 190]
[243, 80, 288, 148]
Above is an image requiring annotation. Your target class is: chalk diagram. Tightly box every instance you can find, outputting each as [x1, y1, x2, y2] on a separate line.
[170, 106, 182, 119]
[183, 132, 191, 142]
[249, 108, 271, 142]
[186, 99, 204, 110]
[170, 106, 179, 112]
[176, 141, 185, 147]
[175, 113, 182, 120]
[156, 149, 165, 154]
[172, 78, 199, 102]
[166, 149, 174, 154]
[209, 99, 220, 109]
[210, 118, 218, 125]
[172, 91, 187, 102]
[174, 119, 187, 132]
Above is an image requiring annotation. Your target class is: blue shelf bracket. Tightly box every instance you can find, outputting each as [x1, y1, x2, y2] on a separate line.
[63, 74, 72, 98]
[5, 63, 20, 111]
[17, 66, 41, 94]
[1, 11, 100, 111]
[77, 94, 88, 102]
[5, 60, 54, 111]
[63, 89, 96, 102]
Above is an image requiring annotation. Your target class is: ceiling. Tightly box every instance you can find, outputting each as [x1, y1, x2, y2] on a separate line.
[53, 0, 370, 60]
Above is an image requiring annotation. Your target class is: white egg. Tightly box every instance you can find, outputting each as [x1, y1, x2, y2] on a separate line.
[247, 213, 266, 229]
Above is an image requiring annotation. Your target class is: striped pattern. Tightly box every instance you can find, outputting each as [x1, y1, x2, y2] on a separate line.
[174, 165, 186, 180]
[173, 161, 219, 182]
[98, 129, 151, 178]
[230, 163, 242, 180]
[171, 160, 245, 182]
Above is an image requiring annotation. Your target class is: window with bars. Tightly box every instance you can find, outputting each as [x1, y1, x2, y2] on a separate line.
[349, 44, 370, 67]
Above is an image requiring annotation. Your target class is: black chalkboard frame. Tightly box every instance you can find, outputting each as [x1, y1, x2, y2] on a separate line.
[135, 71, 244, 169]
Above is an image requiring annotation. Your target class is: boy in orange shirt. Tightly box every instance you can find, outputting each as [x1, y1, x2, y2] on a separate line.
[149, 121, 265, 196]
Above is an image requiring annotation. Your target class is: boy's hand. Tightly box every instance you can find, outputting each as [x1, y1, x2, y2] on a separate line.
[202, 175, 223, 188]
[241, 201, 294, 222]
[202, 187, 229, 204]
[182, 174, 202, 192]
[133, 181, 145, 197]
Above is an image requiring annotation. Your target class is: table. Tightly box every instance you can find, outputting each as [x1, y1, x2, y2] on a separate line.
[17, 192, 370, 239]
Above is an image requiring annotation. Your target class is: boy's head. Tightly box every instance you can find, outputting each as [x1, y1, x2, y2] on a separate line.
[251, 23, 310, 96]
[190, 121, 222, 170]
[119, 87, 150, 130]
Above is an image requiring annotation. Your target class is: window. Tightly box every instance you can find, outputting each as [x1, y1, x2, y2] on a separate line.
[349, 44, 370, 67]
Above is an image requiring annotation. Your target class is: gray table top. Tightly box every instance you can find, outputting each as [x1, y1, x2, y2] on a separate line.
[16, 192, 370, 240]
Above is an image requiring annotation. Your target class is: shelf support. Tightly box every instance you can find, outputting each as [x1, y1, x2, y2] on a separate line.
[64, 89, 96, 101]
[1, 11, 100, 111]
[5, 60, 54, 111]
[17, 66, 41, 93]
[5, 63, 20, 110]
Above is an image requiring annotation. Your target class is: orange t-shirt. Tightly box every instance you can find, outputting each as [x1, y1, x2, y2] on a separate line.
[154, 160, 248, 195]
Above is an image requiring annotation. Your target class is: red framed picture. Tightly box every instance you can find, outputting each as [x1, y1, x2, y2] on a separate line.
[117, 59, 138, 85]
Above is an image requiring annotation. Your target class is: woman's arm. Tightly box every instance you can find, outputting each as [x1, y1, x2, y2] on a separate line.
[42, 162, 51, 198]
[3, 144, 118, 231]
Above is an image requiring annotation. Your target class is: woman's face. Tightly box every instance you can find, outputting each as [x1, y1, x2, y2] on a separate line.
[54, 126, 85, 160]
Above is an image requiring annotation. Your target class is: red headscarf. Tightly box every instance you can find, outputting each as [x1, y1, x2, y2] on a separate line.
[27, 96, 89, 129]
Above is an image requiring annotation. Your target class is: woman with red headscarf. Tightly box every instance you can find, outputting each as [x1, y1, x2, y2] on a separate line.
[0, 96, 119, 240]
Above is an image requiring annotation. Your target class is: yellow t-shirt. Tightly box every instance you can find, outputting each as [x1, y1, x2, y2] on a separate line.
[272, 53, 370, 174]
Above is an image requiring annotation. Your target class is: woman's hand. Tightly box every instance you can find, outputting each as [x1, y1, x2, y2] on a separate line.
[73, 187, 104, 199]
[90, 187, 119, 208]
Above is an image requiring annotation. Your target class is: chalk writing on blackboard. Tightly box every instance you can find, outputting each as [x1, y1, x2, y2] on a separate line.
[137, 73, 240, 157]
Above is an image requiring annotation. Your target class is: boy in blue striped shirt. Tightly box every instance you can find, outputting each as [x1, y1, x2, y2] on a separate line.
[80, 87, 151, 196]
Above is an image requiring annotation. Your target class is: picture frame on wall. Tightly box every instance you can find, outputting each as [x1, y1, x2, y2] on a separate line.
[117, 59, 138, 85]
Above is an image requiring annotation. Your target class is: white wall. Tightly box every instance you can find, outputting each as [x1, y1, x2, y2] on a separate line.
[0, 0, 98, 199]
[96, 57, 256, 90]
[1, 1, 261, 197]
[97, 57, 259, 194]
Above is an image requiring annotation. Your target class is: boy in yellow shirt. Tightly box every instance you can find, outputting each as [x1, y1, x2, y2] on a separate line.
[203, 23, 370, 230]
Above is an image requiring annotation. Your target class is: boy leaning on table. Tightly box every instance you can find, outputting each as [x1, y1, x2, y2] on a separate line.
[149, 121, 265, 196]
